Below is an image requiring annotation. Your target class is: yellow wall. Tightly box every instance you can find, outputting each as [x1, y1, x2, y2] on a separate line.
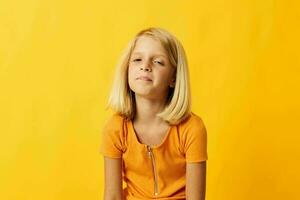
[1, 0, 299, 199]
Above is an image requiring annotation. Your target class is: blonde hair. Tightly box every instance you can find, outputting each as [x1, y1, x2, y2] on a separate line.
[105, 27, 192, 125]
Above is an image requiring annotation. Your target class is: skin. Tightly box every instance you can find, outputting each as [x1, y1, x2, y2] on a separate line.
[103, 35, 206, 200]
[186, 161, 207, 200]
[127, 35, 176, 128]
[103, 157, 123, 200]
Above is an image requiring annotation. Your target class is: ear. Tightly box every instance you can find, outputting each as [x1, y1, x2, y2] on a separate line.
[169, 77, 176, 88]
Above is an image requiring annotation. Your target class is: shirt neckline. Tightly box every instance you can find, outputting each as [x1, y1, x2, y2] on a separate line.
[128, 119, 173, 149]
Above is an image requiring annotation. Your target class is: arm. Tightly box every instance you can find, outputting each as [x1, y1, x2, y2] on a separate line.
[103, 156, 124, 200]
[186, 161, 207, 200]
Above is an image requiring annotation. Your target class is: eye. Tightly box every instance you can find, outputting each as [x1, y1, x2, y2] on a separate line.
[132, 58, 141, 62]
[154, 60, 164, 65]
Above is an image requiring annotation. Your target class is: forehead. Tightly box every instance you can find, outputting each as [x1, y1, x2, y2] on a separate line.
[131, 35, 168, 57]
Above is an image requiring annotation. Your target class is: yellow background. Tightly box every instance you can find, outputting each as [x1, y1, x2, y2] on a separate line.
[1, 0, 299, 199]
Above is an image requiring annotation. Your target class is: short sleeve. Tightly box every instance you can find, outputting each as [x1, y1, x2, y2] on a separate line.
[182, 116, 208, 163]
[99, 114, 126, 158]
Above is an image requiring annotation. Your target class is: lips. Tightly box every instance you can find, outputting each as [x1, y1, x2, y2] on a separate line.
[137, 76, 152, 81]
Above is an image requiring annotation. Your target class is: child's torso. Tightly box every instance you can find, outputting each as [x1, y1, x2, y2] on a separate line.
[121, 118, 187, 199]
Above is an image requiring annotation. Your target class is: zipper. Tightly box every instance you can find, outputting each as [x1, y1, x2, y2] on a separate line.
[146, 145, 159, 196]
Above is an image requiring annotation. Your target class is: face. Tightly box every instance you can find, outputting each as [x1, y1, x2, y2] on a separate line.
[128, 35, 176, 101]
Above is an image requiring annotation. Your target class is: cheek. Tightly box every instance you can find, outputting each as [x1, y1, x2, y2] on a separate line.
[127, 66, 138, 86]
[156, 70, 174, 86]
[157, 69, 171, 80]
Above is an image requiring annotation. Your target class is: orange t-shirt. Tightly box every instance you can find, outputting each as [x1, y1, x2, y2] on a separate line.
[99, 112, 208, 200]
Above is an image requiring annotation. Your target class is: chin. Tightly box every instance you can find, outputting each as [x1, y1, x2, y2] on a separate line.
[133, 90, 154, 98]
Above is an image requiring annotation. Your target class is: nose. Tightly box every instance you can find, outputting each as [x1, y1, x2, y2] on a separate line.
[139, 60, 152, 72]
[140, 67, 152, 72]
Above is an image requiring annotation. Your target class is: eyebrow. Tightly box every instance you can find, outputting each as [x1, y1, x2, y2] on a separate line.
[131, 52, 168, 58]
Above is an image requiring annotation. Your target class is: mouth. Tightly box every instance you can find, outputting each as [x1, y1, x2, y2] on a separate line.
[136, 76, 152, 81]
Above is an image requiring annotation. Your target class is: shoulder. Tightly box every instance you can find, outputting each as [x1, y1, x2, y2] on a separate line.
[178, 112, 208, 156]
[103, 112, 127, 129]
[178, 112, 206, 131]
[101, 112, 128, 144]
[100, 112, 128, 156]
[177, 112, 207, 144]
[102, 112, 129, 137]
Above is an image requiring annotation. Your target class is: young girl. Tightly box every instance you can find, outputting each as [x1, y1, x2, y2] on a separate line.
[99, 27, 208, 200]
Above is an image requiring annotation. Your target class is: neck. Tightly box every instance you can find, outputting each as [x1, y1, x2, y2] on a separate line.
[134, 94, 168, 125]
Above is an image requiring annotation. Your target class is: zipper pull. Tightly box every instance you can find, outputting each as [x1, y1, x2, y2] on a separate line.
[146, 145, 151, 156]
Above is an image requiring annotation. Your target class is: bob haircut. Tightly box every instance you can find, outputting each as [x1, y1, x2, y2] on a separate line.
[106, 27, 192, 125]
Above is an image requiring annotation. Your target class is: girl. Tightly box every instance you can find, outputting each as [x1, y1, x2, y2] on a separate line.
[99, 27, 208, 200]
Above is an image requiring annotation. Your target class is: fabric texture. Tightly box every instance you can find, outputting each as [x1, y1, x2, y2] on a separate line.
[99, 112, 208, 199]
